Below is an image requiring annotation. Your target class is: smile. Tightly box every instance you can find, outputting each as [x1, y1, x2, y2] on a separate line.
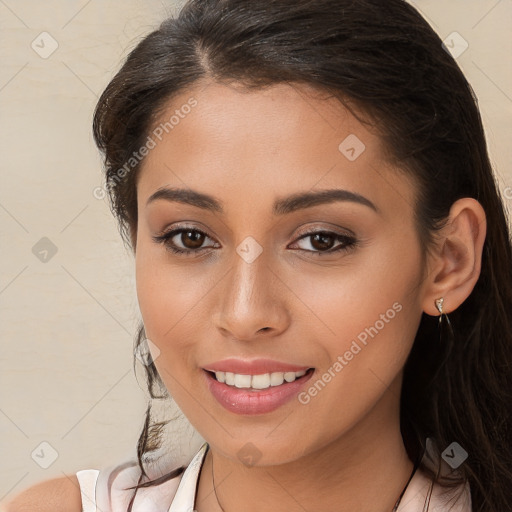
[203, 367, 315, 415]
[209, 369, 310, 389]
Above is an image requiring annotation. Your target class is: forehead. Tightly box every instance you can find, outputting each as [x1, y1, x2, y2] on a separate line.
[136, 81, 416, 219]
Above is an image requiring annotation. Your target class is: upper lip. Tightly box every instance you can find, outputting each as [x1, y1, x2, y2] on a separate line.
[203, 358, 312, 375]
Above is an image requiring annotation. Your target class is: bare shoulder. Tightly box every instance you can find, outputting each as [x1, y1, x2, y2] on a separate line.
[0, 475, 82, 512]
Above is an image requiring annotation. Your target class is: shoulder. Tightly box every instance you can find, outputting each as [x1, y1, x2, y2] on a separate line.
[1, 443, 205, 512]
[398, 466, 472, 512]
[0, 463, 183, 512]
[401, 438, 472, 512]
[99, 443, 209, 511]
[0, 475, 82, 512]
[95, 459, 184, 512]
[429, 477, 472, 512]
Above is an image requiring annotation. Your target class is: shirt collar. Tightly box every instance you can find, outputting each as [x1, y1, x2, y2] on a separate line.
[168, 442, 209, 512]
[166, 440, 470, 512]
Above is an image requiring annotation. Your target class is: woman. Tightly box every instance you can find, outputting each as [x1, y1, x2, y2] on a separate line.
[3, 0, 511, 511]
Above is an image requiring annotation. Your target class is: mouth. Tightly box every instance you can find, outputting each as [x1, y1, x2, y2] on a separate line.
[202, 367, 315, 415]
[204, 368, 315, 391]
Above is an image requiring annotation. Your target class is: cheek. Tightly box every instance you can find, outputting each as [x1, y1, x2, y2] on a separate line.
[295, 233, 421, 336]
[294, 233, 423, 389]
[134, 241, 211, 358]
[135, 253, 210, 405]
[298, 239, 422, 402]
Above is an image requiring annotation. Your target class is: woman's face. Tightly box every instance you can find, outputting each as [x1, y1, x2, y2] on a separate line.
[135, 81, 428, 465]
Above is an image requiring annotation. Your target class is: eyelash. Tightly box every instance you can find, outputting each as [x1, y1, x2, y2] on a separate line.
[152, 226, 358, 257]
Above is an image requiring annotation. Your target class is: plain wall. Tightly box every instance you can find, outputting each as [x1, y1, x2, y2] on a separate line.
[0, 0, 511, 501]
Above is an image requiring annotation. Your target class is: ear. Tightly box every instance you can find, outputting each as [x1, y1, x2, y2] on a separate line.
[421, 198, 487, 317]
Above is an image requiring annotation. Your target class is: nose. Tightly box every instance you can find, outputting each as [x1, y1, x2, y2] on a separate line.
[212, 249, 291, 342]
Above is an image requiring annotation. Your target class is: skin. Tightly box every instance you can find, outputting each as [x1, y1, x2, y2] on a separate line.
[1, 82, 486, 512]
[0, 475, 82, 511]
[133, 81, 486, 512]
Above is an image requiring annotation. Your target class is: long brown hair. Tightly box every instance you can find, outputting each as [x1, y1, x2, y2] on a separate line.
[92, 1, 512, 510]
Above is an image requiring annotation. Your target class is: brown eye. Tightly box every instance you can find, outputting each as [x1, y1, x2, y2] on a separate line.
[291, 230, 357, 255]
[152, 227, 219, 256]
[180, 230, 205, 249]
[310, 233, 336, 251]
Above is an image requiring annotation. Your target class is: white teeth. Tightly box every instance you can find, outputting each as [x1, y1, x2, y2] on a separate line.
[252, 373, 271, 389]
[270, 372, 284, 386]
[234, 374, 252, 388]
[211, 369, 309, 389]
[284, 372, 296, 382]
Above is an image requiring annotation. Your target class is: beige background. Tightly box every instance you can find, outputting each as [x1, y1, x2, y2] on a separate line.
[0, 0, 511, 502]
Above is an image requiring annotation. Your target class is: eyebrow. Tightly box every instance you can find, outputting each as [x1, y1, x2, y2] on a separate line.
[145, 187, 379, 215]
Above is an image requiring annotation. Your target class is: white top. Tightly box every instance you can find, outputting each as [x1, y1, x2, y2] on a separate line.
[76, 442, 472, 512]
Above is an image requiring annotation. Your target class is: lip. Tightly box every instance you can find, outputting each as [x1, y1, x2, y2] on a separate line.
[203, 366, 315, 415]
[203, 358, 311, 375]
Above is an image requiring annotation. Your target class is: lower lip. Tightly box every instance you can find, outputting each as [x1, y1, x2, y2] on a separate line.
[203, 369, 314, 415]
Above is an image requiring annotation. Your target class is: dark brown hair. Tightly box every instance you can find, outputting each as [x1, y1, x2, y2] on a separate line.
[92, 1, 512, 510]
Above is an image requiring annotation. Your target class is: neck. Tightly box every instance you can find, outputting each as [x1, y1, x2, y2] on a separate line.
[196, 374, 414, 512]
